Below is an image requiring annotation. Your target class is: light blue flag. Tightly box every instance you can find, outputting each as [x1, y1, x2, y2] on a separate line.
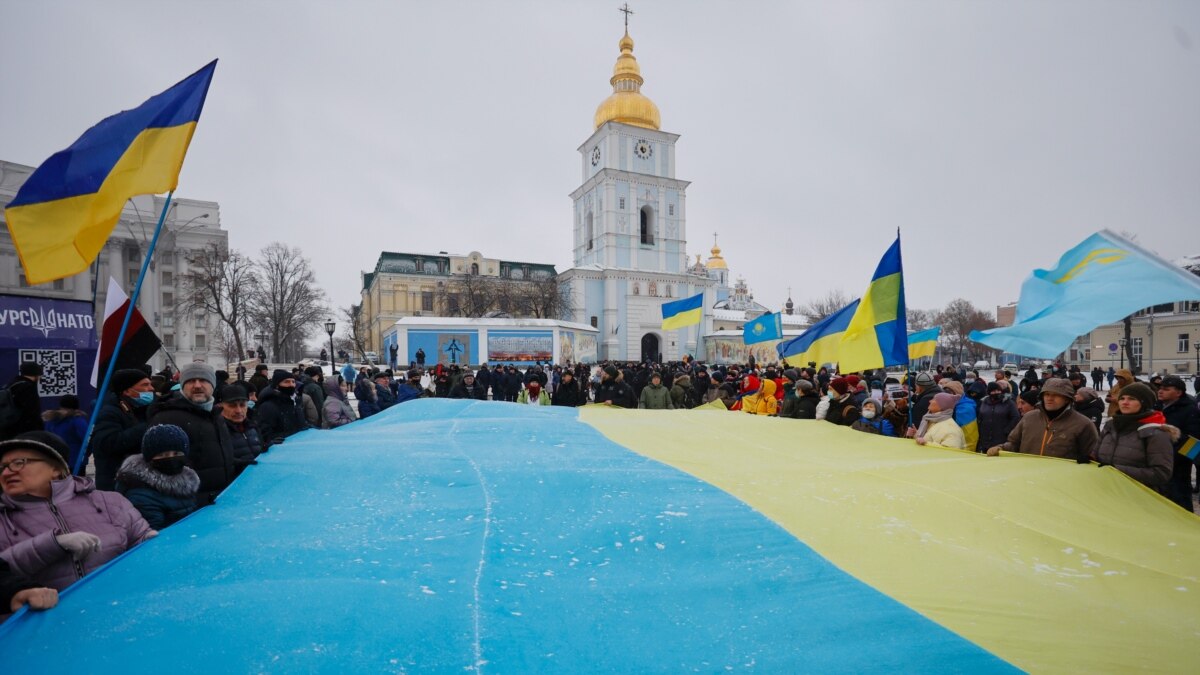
[970, 230, 1200, 357]
[743, 312, 783, 345]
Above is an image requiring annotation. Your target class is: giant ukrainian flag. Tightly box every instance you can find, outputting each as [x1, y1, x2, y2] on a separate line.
[5, 61, 217, 285]
[838, 235, 908, 373]
[2, 399, 1196, 673]
[660, 292, 703, 330]
[971, 230, 1200, 357]
[776, 299, 859, 366]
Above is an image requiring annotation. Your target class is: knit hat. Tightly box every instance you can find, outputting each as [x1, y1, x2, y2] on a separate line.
[1161, 376, 1187, 391]
[845, 375, 861, 389]
[1040, 378, 1075, 399]
[18, 361, 43, 377]
[932, 392, 960, 412]
[986, 381, 1003, 394]
[603, 365, 619, 379]
[783, 369, 799, 382]
[1117, 382, 1157, 413]
[1019, 391, 1040, 407]
[829, 377, 850, 395]
[111, 368, 150, 394]
[915, 371, 935, 388]
[0, 431, 71, 475]
[179, 362, 216, 388]
[1075, 387, 1099, 403]
[141, 424, 190, 461]
[939, 380, 964, 396]
[796, 379, 815, 393]
[271, 369, 293, 386]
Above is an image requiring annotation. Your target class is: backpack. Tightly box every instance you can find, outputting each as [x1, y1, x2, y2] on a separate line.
[0, 386, 22, 438]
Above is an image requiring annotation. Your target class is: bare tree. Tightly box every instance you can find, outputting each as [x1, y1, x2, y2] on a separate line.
[518, 275, 573, 319]
[906, 308, 938, 332]
[248, 242, 330, 363]
[798, 288, 852, 324]
[435, 274, 500, 317]
[939, 298, 997, 362]
[177, 243, 258, 361]
[342, 303, 370, 360]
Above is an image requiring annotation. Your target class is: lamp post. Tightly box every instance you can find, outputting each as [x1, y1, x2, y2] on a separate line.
[1118, 337, 1127, 371]
[324, 319, 336, 377]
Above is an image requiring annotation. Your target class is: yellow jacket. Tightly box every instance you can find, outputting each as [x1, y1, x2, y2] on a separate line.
[742, 379, 778, 416]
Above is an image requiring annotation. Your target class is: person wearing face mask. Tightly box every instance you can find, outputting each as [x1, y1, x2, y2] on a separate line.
[851, 399, 896, 436]
[986, 378, 1099, 462]
[148, 363, 237, 505]
[89, 369, 156, 489]
[114, 424, 200, 530]
[977, 382, 1020, 453]
[255, 370, 309, 449]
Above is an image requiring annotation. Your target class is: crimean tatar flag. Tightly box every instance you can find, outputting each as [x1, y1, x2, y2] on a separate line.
[777, 300, 859, 367]
[837, 236, 908, 373]
[970, 230, 1200, 358]
[5, 61, 217, 285]
[661, 292, 703, 331]
[743, 312, 782, 345]
[908, 327, 941, 360]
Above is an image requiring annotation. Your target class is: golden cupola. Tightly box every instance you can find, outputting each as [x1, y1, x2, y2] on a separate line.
[593, 31, 661, 130]
[706, 242, 728, 270]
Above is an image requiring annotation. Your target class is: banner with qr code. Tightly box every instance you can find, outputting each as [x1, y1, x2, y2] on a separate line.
[0, 293, 99, 410]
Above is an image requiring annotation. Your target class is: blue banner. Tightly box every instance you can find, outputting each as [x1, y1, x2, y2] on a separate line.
[0, 293, 99, 411]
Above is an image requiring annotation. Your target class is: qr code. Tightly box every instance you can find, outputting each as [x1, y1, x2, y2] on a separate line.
[19, 349, 77, 397]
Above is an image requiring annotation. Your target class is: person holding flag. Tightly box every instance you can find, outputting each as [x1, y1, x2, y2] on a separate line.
[1157, 376, 1200, 511]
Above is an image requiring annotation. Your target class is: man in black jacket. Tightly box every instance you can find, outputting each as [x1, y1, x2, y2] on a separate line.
[217, 384, 262, 473]
[1158, 376, 1200, 512]
[449, 371, 488, 400]
[3, 362, 45, 438]
[89, 369, 155, 489]
[908, 372, 942, 432]
[148, 363, 236, 505]
[551, 371, 585, 407]
[256, 370, 309, 449]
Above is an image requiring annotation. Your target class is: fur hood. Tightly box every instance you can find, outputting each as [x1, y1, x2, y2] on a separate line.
[42, 408, 87, 423]
[115, 454, 201, 498]
[1141, 423, 1182, 443]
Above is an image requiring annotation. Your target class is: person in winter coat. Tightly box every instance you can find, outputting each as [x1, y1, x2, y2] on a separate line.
[987, 378, 1099, 462]
[255, 370, 309, 449]
[822, 378, 860, 426]
[148, 363, 238, 505]
[977, 382, 1020, 452]
[669, 374, 695, 409]
[217, 385, 262, 469]
[3, 362, 45, 438]
[247, 364, 270, 396]
[1073, 387, 1105, 431]
[115, 425, 200, 530]
[88, 370, 156, 489]
[0, 432, 154, 591]
[882, 391, 909, 433]
[551, 371, 585, 407]
[517, 381, 551, 406]
[938, 380, 980, 450]
[301, 367, 326, 426]
[450, 371, 488, 401]
[915, 393, 965, 449]
[701, 377, 724, 406]
[594, 366, 632, 408]
[322, 379, 357, 428]
[785, 379, 820, 419]
[355, 372, 379, 418]
[41, 395, 89, 471]
[1, 557, 58, 618]
[851, 399, 896, 436]
[395, 371, 427, 404]
[1157, 376, 1200, 511]
[908, 372, 941, 432]
[742, 378, 778, 416]
[1105, 368, 1135, 418]
[638, 373, 674, 409]
[1095, 382, 1175, 490]
[373, 373, 397, 411]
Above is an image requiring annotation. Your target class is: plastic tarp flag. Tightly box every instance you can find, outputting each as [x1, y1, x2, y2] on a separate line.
[970, 229, 1200, 357]
[2, 400, 1197, 674]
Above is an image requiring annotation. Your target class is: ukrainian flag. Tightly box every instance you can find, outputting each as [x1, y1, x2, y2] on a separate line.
[908, 326, 941, 360]
[661, 292, 703, 331]
[743, 312, 782, 345]
[1179, 436, 1199, 462]
[971, 230, 1200, 357]
[838, 236, 908, 373]
[776, 299, 859, 367]
[5, 61, 217, 285]
[956, 397, 979, 451]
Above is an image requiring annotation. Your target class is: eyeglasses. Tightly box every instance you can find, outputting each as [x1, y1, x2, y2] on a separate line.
[0, 457, 48, 473]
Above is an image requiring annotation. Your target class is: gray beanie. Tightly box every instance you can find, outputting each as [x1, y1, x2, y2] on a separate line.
[915, 372, 935, 387]
[796, 379, 815, 393]
[179, 362, 216, 388]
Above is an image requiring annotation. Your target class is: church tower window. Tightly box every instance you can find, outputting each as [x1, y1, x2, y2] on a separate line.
[586, 212, 594, 250]
[640, 206, 655, 245]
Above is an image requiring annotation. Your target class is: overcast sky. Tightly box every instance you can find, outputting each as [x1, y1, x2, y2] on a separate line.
[3, 1, 1198, 321]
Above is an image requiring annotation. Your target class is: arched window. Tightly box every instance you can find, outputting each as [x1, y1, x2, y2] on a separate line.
[470, 262, 479, 275]
[640, 206, 654, 245]
[586, 212, 594, 250]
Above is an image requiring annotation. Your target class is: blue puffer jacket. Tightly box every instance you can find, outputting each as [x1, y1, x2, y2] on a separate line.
[114, 455, 200, 530]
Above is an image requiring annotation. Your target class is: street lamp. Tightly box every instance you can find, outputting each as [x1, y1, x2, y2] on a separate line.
[324, 319, 336, 377]
[1118, 337, 1127, 371]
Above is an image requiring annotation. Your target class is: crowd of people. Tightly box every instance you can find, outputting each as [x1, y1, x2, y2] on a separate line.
[1, 354, 1198, 621]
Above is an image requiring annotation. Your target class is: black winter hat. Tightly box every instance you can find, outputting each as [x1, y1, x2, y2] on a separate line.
[141, 424, 190, 461]
[271, 369, 293, 386]
[603, 365, 619, 379]
[783, 369, 800, 382]
[1118, 382, 1157, 413]
[18, 361, 43, 377]
[111, 368, 150, 394]
[216, 384, 249, 403]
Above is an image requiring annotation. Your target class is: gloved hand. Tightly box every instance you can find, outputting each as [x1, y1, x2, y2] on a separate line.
[55, 531, 101, 560]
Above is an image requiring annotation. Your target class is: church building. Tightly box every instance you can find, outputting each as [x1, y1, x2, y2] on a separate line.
[559, 27, 716, 362]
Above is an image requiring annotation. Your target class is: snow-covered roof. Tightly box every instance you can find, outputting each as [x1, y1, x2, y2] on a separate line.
[390, 317, 598, 333]
[780, 315, 809, 327]
[711, 309, 746, 321]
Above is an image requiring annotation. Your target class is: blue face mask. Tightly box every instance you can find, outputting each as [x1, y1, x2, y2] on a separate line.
[246, 400, 256, 410]
[132, 391, 155, 406]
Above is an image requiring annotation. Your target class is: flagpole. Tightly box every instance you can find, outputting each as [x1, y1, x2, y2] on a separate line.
[75, 191, 174, 475]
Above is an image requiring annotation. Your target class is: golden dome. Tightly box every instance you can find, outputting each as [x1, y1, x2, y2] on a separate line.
[707, 243, 728, 270]
[594, 31, 661, 130]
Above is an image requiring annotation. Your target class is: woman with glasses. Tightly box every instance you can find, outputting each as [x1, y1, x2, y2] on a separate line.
[0, 431, 154, 591]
